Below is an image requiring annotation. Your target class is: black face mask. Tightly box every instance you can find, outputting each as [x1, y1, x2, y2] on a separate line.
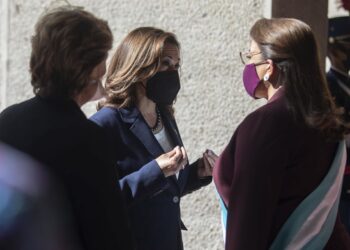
[146, 70, 180, 105]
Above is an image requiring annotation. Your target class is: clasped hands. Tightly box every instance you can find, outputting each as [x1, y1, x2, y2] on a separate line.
[156, 146, 218, 178]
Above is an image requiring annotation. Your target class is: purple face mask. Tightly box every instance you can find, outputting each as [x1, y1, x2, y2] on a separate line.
[242, 63, 261, 98]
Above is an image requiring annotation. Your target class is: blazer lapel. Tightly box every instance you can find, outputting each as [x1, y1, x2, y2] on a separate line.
[120, 107, 164, 158]
[159, 107, 183, 147]
[120, 106, 183, 195]
[159, 107, 190, 191]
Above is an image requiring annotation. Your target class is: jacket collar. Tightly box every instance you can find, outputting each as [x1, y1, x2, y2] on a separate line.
[119, 106, 164, 158]
[36, 95, 85, 119]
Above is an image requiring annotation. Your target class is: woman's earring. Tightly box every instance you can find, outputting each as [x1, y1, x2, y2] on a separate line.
[263, 74, 270, 81]
[263, 74, 270, 88]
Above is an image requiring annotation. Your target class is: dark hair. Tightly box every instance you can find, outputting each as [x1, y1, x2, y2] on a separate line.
[30, 6, 113, 99]
[250, 18, 349, 140]
[99, 27, 180, 111]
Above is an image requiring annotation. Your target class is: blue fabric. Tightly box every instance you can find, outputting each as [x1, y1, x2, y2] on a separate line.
[270, 141, 345, 250]
[219, 196, 228, 230]
[303, 193, 340, 250]
[0, 184, 27, 232]
[90, 106, 211, 250]
[217, 141, 345, 250]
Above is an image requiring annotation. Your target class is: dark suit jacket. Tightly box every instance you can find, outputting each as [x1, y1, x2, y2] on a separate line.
[213, 89, 350, 250]
[90, 105, 211, 250]
[327, 68, 350, 123]
[0, 96, 134, 250]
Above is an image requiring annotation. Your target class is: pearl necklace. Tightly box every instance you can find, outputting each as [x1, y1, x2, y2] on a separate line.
[151, 107, 163, 134]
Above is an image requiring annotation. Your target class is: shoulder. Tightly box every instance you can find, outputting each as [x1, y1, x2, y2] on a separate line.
[0, 98, 39, 133]
[90, 106, 141, 128]
[71, 117, 116, 157]
[237, 94, 294, 142]
[0, 98, 36, 119]
[90, 107, 124, 127]
[89, 107, 137, 145]
[243, 96, 289, 127]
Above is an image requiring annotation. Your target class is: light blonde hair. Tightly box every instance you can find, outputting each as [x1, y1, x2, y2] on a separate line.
[98, 27, 180, 110]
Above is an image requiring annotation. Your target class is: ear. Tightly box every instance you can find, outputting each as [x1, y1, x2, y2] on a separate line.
[265, 59, 274, 76]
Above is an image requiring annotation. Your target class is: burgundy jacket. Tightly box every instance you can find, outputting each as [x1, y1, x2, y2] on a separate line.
[213, 89, 350, 250]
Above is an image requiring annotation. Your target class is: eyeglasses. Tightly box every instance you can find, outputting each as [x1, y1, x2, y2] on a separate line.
[239, 51, 267, 66]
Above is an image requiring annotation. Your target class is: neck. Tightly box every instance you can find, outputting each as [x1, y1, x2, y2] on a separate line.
[267, 85, 281, 101]
[136, 85, 156, 115]
[73, 95, 84, 107]
[136, 86, 158, 128]
[137, 95, 156, 115]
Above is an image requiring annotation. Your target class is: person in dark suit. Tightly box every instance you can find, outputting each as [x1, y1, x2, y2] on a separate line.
[0, 7, 134, 250]
[327, 16, 350, 234]
[90, 27, 215, 250]
[213, 18, 350, 250]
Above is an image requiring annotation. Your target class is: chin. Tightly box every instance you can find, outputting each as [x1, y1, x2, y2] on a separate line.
[254, 91, 268, 99]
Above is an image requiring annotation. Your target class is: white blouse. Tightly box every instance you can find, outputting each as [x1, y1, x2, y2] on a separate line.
[153, 126, 179, 178]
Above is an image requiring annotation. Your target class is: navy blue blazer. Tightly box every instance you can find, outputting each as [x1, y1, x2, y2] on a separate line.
[90, 105, 211, 250]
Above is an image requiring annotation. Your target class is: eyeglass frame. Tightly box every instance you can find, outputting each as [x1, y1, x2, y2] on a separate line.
[239, 51, 269, 66]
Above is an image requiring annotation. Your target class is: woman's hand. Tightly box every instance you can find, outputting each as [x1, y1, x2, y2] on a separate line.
[156, 146, 188, 177]
[198, 149, 218, 178]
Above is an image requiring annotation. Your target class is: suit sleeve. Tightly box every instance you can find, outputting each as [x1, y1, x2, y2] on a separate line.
[181, 160, 212, 196]
[225, 114, 289, 250]
[118, 159, 169, 205]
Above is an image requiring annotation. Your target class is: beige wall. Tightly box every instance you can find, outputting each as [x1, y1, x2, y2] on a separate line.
[2, 0, 346, 249]
[0, 0, 263, 249]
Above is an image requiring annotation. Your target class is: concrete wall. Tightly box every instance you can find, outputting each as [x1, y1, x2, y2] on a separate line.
[272, 0, 328, 69]
[1, 0, 346, 249]
[0, 1, 265, 249]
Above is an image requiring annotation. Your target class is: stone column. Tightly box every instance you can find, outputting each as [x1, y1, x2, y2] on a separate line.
[271, 0, 328, 69]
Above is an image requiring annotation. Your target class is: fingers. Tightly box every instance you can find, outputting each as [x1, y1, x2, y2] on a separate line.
[167, 146, 181, 164]
[167, 146, 185, 175]
[206, 149, 219, 159]
[179, 146, 188, 169]
[197, 156, 212, 178]
[205, 149, 218, 168]
[167, 145, 180, 157]
[158, 146, 189, 177]
[204, 153, 215, 168]
[203, 154, 212, 171]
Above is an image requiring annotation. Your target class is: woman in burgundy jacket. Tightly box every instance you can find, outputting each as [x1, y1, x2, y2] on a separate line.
[213, 18, 350, 250]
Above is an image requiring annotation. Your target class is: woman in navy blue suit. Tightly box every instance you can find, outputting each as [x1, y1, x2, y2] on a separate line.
[90, 27, 215, 250]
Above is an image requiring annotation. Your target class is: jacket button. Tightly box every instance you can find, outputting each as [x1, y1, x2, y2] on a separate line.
[173, 196, 179, 203]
